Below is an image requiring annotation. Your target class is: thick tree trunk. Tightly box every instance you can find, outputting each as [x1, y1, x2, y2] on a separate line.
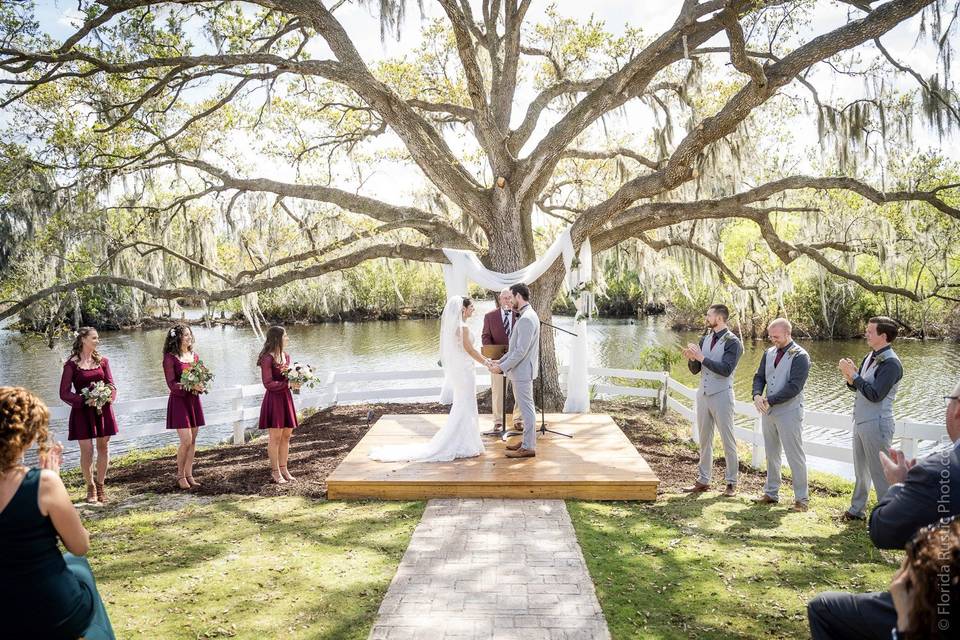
[485, 195, 567, 411]
[530, 267, 566, 411]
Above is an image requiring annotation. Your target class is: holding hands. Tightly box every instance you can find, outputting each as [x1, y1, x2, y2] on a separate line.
[838, 358, 858, 383]
[752, 394, 770, 415]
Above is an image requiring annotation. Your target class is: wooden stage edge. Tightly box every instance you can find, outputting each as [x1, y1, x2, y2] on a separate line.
[326, 413, 660, 501]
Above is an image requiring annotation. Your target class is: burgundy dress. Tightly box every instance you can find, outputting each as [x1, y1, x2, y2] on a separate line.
[164, 352, 206, 430]
[59, 358, 119, 441]
[258, 353, 298, 430]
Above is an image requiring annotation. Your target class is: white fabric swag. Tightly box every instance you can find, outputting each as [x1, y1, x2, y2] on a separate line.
[441, 228, 593, 413]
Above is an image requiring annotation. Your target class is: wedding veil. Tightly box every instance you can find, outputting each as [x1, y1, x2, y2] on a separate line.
[439, 295, 469, 404]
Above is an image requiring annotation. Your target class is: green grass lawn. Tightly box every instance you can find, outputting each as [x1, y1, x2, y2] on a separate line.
[83, 495, 423, 639]
[62, 403, 901, 639]
[570, 407, 900, 640]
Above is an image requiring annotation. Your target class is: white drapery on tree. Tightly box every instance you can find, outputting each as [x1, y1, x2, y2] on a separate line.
[441, 229, 593, 413]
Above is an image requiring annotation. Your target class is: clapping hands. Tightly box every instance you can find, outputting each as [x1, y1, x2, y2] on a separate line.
[838, 358, 858, 383]
[39, 441, 64, 474]
[879, 447, 916, 486]
[681, 343, 704, 362]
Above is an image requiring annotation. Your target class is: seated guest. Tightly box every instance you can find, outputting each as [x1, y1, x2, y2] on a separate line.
[807, 380, 960, 639]
[0, 387, 115, 640]
[888, 516, 960, 639]
[870, 378, 960, 549]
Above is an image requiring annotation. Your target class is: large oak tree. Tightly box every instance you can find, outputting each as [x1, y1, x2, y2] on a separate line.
[1, 0, 959, 403]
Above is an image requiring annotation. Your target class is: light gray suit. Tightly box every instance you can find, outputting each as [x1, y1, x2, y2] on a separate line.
[691, 329, 743, 486]
[497, 304, 540, 450]
[848, 347, 902, 517]
[758, 344, 809, 502]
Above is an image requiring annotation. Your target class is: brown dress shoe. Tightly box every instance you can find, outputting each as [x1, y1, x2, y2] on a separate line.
[841, 510, 865, 521]
[505, 440, 522, 451]
[681, 481, 710, 493]
[792, 501, 809, 512]
[722, 484, 736, 497]
[505, 448, 536, 459]
[751, 494, 778, 505]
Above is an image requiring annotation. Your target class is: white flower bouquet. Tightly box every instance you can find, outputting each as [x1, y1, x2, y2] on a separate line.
[81, 381, 113, 415]
[180, 360, 214, 394]
[283, 362, 318, 393]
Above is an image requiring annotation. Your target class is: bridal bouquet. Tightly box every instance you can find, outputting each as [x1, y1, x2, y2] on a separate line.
[81, 381, 113, 415]
[180, 360, 214, 395]
[283, 362, 318, 393]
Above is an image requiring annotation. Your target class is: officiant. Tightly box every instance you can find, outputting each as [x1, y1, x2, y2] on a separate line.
[482, 288, 520, 431]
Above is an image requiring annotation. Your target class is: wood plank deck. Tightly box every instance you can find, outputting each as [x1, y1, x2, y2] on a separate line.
[326, 413, 659, 501]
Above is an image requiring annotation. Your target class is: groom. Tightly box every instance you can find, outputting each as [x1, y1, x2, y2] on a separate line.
[489, 283, 540, 459]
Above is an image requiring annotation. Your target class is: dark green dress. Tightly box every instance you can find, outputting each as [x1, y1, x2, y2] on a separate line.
[0, 468, 109, 639]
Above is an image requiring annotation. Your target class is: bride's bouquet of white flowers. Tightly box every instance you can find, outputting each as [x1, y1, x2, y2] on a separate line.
[283, 362, 318, 393]
[81, 381, 114, 415]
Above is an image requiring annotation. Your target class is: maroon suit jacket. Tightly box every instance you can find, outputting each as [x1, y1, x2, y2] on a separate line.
[482, 308, 514, 346]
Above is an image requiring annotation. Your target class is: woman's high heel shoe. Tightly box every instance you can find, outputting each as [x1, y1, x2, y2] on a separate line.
[279, 466, 295, 482]
[186, 476, 201, 487]
[95, 482, 107, 504]
[270, 469, 287, 484]
[85, 484, 99, 504]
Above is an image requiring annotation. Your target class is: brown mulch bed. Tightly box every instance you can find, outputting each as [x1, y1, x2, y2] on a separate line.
[594, 399, 767, 497]
[106, 398, 830, 502]
[108, 402, 450, 500]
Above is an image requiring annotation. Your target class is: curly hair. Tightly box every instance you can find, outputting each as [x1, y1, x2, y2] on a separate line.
[69, 326, 102, 365]
[0, 387, 51, 471]
[905, 517, 960, 637]
[162, 323, 193, 357]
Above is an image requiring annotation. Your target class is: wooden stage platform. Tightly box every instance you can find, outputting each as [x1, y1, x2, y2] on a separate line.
[326, 413, 659, 501]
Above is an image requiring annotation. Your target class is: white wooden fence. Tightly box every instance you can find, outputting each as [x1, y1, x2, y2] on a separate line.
[46, 367, 947, 469]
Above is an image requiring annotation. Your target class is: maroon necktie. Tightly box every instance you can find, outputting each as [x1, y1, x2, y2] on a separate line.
[773, 349, 785, 367]
[710, 333, 720, 350]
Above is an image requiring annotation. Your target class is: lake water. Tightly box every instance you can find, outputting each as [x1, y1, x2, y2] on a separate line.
[2, 300, 957, 477]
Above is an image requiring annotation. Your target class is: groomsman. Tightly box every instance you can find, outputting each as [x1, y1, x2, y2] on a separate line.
[481, 288, 519, 431]
[682, 304, 744, 497]
[806, 379, 960, 640]
[838, 316, 904, 521]
[750, 318, 811, 511]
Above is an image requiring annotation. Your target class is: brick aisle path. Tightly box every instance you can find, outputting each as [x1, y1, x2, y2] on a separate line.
[369, 499, 611, 640]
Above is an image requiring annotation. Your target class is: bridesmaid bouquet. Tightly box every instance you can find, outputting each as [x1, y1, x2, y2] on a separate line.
[81, 381, 113, 415]
[180, 360, 214, 395]
[283, 362, 318, 393]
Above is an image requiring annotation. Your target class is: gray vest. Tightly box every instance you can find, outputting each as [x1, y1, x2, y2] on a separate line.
[764, 343, 806, 417]
[699, 330, 737, 396]
[853, 348, 900, 424]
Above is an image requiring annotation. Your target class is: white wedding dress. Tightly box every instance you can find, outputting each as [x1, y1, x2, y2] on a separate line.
[369, 296, 485, 462]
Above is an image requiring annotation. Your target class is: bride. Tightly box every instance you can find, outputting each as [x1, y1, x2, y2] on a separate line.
[369, 296, 488, 462]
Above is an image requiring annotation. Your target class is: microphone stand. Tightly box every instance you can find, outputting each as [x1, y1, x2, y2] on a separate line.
[538, 319, 577, 439]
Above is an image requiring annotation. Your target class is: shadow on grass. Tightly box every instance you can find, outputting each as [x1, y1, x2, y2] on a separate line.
[569, 493, 896, 640]
[88, 495, 425, 640]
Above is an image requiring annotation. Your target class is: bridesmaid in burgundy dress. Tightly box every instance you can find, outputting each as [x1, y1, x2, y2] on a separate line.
[163, 324, 206, 490]
[58, 327, 118, 504]
[257, 326, 299, 484]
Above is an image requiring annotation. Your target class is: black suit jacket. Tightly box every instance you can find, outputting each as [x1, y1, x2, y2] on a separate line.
[868, 440, 960, 549]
